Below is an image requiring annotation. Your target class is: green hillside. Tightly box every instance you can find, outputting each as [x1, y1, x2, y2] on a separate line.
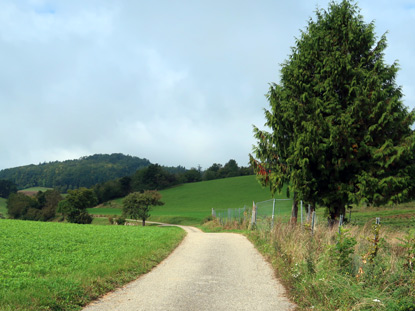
[0, 153, 150, 191]
[89, 175, 290, 225]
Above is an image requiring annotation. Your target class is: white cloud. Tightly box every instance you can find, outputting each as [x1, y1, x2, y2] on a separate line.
[0, 0, 414, 170]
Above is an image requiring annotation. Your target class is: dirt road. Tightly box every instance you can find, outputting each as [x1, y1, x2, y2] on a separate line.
[83, 226, 295, 311]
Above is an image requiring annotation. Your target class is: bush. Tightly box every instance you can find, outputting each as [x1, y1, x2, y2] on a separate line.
[116, 217, 126, 225]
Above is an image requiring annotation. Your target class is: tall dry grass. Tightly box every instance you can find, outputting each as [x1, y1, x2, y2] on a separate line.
[247, 220, 415, 310]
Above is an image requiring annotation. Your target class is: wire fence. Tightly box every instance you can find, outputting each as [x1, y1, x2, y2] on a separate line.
[212, 198, 295, 229]
[212, 198, 324, 232]
[212, 199, 395, 240]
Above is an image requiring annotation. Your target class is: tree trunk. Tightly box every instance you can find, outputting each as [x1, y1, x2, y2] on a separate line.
[142, 218, 146, 226]
[290, 192, 298, 225]
[328, 202, 346, 227]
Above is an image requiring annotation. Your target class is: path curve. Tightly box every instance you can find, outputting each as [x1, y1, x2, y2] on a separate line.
[83, 226, 295, 311]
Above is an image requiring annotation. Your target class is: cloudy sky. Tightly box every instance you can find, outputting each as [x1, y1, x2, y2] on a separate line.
[0, 0, 414, 171]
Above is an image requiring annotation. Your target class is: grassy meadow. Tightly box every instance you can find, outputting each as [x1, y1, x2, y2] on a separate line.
[0, 219, 185, 311]
[89, 175, 279, 225]
[87, 175, 415, 229]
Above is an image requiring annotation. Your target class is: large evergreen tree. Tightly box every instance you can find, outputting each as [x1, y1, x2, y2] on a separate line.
[251, 0, 415, 222]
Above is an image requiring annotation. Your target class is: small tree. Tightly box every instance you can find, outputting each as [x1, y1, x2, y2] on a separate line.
[122, 190, 164, 226]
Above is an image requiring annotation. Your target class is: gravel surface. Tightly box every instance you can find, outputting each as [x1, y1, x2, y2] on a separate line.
[83, 226, 296, 311]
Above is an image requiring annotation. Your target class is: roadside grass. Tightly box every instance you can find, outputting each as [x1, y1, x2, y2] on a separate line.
[248, 221, 415, 310]
[88, 175, 275, 225]
[0, 219, 185, 311]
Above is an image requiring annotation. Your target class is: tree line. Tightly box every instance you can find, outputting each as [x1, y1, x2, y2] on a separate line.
[93, 160, 253, 204]
[0, 153, 151, 191]
[1, 158, 253, 223]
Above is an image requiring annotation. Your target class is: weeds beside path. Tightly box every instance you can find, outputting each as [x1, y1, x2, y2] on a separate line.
[247, 221, 415, 311]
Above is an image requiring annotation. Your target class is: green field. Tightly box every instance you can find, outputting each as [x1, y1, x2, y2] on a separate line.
[0, 219, 185, 311]
[87, 175, 415, 228]
[88, 175, 285, 224]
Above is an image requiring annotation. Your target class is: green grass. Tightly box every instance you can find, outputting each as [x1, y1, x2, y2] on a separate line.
[86, 174, 413, 228]
[19, 187, 53, 192]
[0, 197, 7, 216]
[89, 175, 280, 225]
[0, 219, 185, 311]
[310, 202, 415, 230]
[348, 203, 415, 230]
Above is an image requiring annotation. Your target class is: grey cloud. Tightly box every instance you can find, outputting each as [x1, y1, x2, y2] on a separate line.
[0, 0, 414, 170]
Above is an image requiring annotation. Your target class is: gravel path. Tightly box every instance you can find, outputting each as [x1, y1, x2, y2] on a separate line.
[83, 226, 295, 311]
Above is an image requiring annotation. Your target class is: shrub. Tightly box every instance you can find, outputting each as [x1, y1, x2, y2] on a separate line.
[116, 217, 126, 225]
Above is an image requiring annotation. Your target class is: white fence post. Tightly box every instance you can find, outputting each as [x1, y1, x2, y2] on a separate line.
[251, 201, 257, 226]
[300, 200, 303, 225]
[271, 198, 276, 229]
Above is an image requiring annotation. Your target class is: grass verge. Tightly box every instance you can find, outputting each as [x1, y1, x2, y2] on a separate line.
[0, 219, 185, 311]
[248, 221, 415, 310]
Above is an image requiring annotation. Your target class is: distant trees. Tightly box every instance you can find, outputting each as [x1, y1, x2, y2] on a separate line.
[202, 160, 253, 181]
[7, 190, 62, 221]
[58, 188, 97, 224]
[0, 153, 151, 191]
[122, 190, 164, 226]
[0, 180, 17, 198]
[131, 164, 178, 192]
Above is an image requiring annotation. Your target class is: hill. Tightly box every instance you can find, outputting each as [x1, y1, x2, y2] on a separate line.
[0, 153, 150, 191]
[89, 175, 290, 224]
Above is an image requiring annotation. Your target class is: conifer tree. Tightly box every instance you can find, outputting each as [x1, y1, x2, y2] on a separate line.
[251, 0, 415, 222]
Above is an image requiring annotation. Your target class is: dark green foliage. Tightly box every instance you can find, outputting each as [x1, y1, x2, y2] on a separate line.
[202, 160, 253, 181]
[0, 153, 150, 191]
[251, 0, 415, 221]
[122, 190, 164, 226]
[115, 217, 126, 225]
[0, 180, 17, 198]
[7, 189, 62, 221]
[182, 168, 202, 183]
[58, 188, 97, 224]
[131, 164, 178, 192]
[7, 193, 37, 219]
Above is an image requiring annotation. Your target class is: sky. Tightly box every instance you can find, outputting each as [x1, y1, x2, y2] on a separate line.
[0, 0, 414, 171]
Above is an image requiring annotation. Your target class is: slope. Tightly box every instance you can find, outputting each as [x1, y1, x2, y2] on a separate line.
[89, 175, 290, 225]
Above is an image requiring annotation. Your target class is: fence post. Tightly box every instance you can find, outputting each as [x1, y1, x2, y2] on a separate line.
[338, 214, 344, 234]
[212, 208, 216, 218]
[251, 201, 257, 226]
[300, 200, 303, 225]
[271, 198, 276, 229]
[311, 211, 316, 236]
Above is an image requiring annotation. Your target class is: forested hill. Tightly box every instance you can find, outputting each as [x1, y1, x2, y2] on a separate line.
[0, 153, 151, 191]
